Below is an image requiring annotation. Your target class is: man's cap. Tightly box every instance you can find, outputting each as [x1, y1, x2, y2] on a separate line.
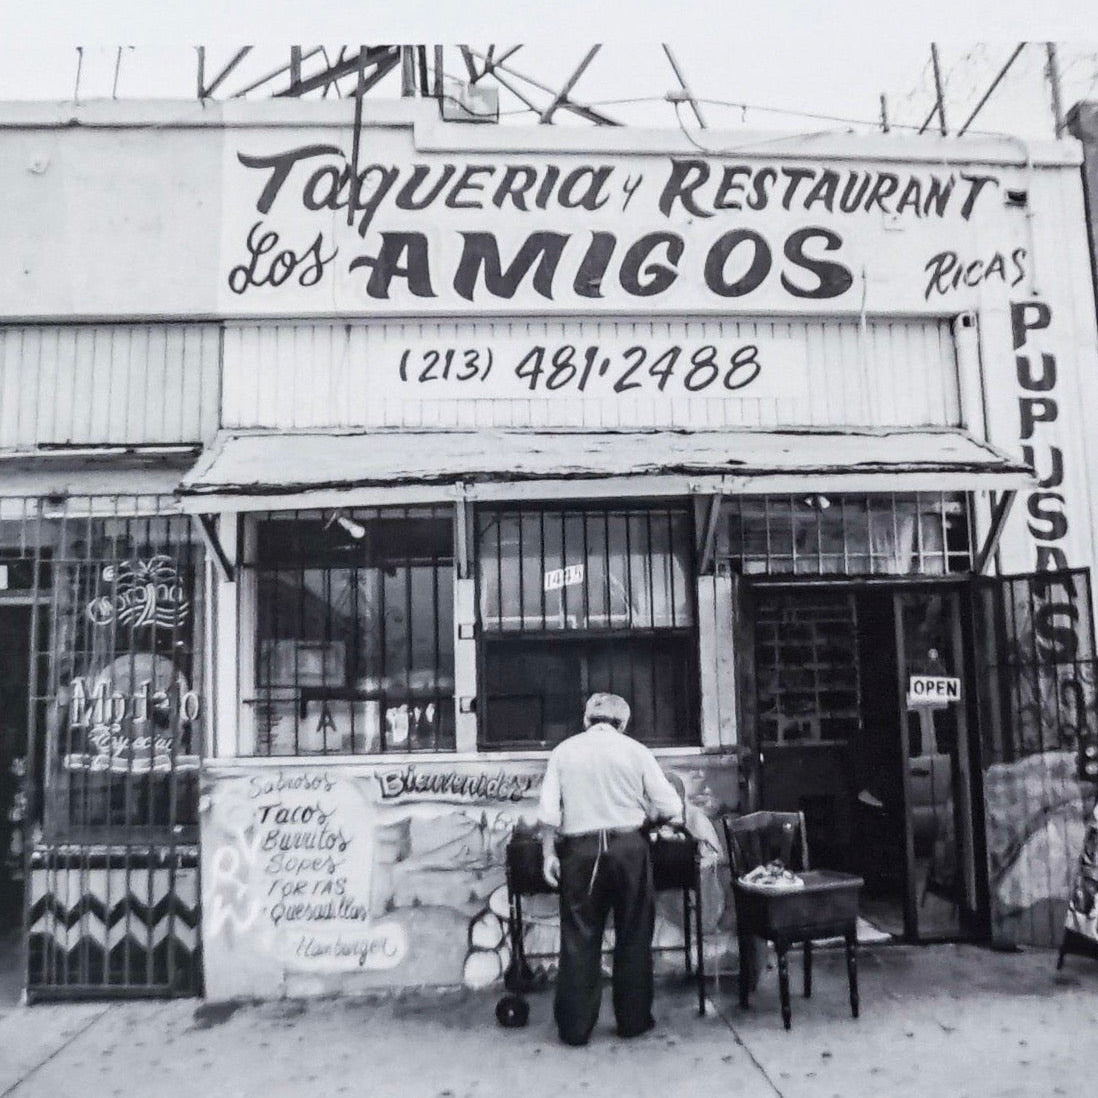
[584, 692, 630, 729]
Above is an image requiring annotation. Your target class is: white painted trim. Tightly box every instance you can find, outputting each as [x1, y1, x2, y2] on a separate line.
[214, 516, 243, 759]
[0, 98, 1078, 168]
[202, 744, 726, 770]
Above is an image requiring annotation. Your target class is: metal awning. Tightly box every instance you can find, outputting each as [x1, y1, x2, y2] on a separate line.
[176, 428, 1034, 513]
[0, 449, 199, 516]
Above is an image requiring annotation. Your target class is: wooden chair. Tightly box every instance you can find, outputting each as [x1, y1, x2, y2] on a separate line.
[722, 810, 863, 1030]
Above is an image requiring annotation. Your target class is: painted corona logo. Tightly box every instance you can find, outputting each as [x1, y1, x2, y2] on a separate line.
[85, 556, 190, 630]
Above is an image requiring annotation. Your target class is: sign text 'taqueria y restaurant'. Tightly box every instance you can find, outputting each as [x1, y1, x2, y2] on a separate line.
[1, 93, 1097, 999]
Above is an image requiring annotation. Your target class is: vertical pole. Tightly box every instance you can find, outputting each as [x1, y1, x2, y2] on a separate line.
[1046, 42, 1065, 138]
[196, 45, 206, 100]
[73, 46, 84, 104]
[112, 47, 124, 99]
[401, 45, 416, 97]
[433, 45, 444, 99]
[416, 45, 429, 96]
[348, 48, 365, 228]
[289, 45, 302, 93]
[931, 43, 948, 135]
[880, 93, 890, 133]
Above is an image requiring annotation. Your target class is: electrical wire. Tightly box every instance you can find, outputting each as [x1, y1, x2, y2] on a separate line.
[499, 85, 1062, 143]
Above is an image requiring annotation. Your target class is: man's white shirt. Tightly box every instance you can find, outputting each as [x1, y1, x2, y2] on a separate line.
[537, 722, 684, 835]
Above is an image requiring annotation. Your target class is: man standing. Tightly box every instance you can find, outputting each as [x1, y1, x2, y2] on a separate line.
[538, 692, 684, 1046]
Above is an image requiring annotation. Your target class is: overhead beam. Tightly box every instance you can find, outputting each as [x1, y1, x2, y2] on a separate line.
[958, 43, 1026, 137]
[663, 44, 706, 129]
[273, 45, 399, 98]
[540, 45, 602, 123]
[229, 46, 324, 98]
[199, 46, 253, 99]
[466, 48, 619, 125]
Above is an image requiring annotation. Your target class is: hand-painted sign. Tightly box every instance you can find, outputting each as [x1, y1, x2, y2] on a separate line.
[907, 675, 960, 708]
[389, 332, 804, 401]
[220, 130, 1009, 316]
[204, 769, 407, 972]
[375, 765, 540, 803]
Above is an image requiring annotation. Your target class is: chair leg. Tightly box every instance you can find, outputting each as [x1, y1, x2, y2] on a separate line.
[845, 929, 859, 1019]
[803, 939, 812, 998]
[694, 874, 705, 1017]
[737, 933, 752, 1009]
[777, 944, 792, 1030]
[683, 888, 693, 976]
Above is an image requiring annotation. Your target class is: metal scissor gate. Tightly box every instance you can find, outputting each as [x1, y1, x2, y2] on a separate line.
[2, 495, 204, 999]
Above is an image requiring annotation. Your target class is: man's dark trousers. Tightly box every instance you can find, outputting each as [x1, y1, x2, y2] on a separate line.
[554, 829, 656, 1045]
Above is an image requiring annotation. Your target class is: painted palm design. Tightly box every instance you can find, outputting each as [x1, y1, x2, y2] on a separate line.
[87, 556, 190, 630]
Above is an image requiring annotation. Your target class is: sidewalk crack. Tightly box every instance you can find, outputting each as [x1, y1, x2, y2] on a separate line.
[709, 996, 785, 1098]
[1, 1005, 114, 1098]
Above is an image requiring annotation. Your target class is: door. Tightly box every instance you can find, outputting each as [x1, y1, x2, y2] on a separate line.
[972, 568, 1098, 946]
[751, 580, 986, 943]
[0, 606, 32, 934]
[893, 588, 981, 941]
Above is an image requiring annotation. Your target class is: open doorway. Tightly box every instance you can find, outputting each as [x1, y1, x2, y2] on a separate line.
[0, 605, 31, 931]
[753, 582, 983, 942]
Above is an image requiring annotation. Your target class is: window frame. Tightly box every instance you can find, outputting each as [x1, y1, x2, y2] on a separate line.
[473, 500, 701, 751]
[238, 507, 457, 758]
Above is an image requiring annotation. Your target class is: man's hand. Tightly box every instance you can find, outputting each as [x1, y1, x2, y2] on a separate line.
[542, 853, 561, 888]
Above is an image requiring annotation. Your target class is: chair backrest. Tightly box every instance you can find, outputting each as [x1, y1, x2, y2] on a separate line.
[721, 810, 810, 877]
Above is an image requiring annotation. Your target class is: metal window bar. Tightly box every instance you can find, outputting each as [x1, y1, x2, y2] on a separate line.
[10, 495, 204, 998]
[724, 493, 972, 577]
[475, 503, 698, 747]
[243, 508, 454, 756]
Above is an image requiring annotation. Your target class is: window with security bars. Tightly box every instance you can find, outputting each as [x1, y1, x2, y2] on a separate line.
[243, 509, 454, 755]
[476, 504, 698, 748]
[25, 505, 204, 842]
[724, 493, 972, 576]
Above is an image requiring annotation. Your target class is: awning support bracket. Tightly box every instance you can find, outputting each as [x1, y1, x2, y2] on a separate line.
[697, 491, 723, 576]
[455, 488, 471, 579]
[196, 513, 236, 584]
[974, 490, 1017, 575]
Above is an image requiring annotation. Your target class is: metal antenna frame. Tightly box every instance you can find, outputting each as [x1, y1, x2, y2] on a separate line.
[194, 44, 622, 126]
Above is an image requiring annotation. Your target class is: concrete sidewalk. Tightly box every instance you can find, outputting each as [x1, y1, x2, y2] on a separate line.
[0, 943, 1095, 1098]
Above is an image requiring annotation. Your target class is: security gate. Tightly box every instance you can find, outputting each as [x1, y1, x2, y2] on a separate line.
[4, 497, 205, 999]
[973, 568, 1098, 946]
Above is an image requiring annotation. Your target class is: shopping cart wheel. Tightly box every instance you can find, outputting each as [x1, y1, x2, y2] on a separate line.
[495, 992, 530, 1028]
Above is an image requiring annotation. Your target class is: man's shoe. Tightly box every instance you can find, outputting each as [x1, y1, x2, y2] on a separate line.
[617, 1017, 656, 1039]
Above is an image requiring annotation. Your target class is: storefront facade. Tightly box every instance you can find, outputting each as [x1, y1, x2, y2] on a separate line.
[2, 99, 1098, 999]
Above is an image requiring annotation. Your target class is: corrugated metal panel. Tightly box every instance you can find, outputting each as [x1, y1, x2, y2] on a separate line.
[0, 324, 221, 449]
[222, 318, 960, 431]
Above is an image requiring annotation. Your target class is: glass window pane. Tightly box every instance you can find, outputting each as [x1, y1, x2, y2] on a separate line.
[248, 512, 454, 756]
[481, 635, 696, 748]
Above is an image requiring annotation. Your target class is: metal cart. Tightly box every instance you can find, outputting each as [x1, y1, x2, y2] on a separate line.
[502, 830, 706, 1017]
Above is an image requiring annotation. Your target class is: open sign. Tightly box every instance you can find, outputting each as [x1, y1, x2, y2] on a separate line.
[907, 675, 961, 709]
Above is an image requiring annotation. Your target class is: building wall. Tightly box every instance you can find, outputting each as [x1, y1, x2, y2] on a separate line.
[0, 324, 221, 449]
[4, 101, 1098, 988]
[220, 316, 959, 432]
